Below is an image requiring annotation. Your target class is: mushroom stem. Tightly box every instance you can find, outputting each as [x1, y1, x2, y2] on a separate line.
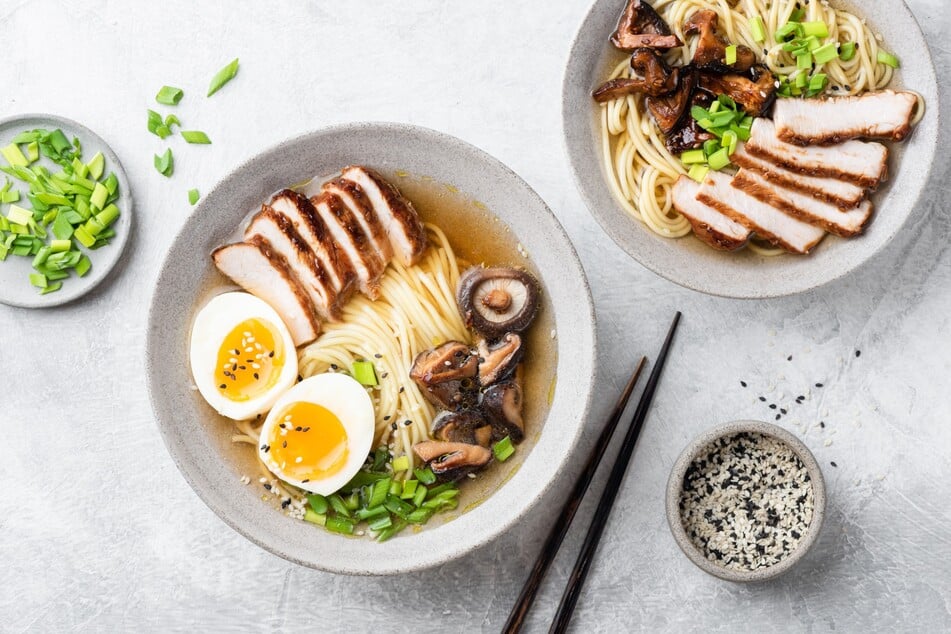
[483, 289, 512, 312]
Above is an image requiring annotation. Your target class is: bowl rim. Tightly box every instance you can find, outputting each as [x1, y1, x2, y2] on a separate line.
[665, 420, 827, 583]
[145, 120, 598, 574]
[561, 0, 941, 299]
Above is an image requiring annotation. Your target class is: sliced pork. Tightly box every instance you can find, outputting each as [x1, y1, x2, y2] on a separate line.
[733, 169, 873, 238]
[773, 90, 918, 145]
[672, 175, 750, 251]
[213, 237, 320, 346]
[611, 0, 682, 51]
[746, 119, 888, 190]
[340, 166, 427, 266]
[269, 190, 356, 294]
[245, 207, 340, 321]
[322, 178, 394, 264]
[731, 144, 866, 210]
[697, 171, 825, 254]
[311, 192, 386, 299]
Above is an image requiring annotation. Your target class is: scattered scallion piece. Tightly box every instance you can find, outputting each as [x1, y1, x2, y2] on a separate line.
[304, 509, 327, 526]
[164, 114, 181, 131]
[414, 467, 437, 485]
[207, 58, 240, 97]
[181, 130, 212, 145]
[155, 85, 184, 106]
[724, 44, 737, 66]
[680, 149, 706, 165]
[188, 188, 200, 205]
[154, 148, 174, 177]
[839, 41, 857, 61]
[707, 147, 732, 171]
[813, 42, 839, 65]
[749, 16, 767, 43]
[2, 144, 29, 167]
[877, 50, 900, 68]
[687, 164, 710, 183]
[493, 436, 516, 462]
[352, 360, 378, 386]
[391, 455, 410, 472]
[801, 21, 829, 38]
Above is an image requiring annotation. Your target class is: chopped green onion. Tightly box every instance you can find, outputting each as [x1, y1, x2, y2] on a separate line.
[702, 139, 721, 156]
[164, 114, 181, 131]
[749, 16, 767, 43]
[724, 44, 737, 66]
[324, 516, 355, 535]
[721, 130, 739, 156]
[304, 509, 327, 526]
[391, 455, 410, 472]
[355, 505, 389, 521]
[90, 182, 108, 210]
[7, 205, 31, 225]
[329, 494, 351, 517]
[775, 21, 802, 41]
[389, 480, 402, 496]
[368, 477, 391, 508]
[400, 479, 418, 500]
[375, 519, 407, 542]
[154, 148, 174, 177]
[813, 42, 838, 64]
[687, 164, 710, 183]
[406, 508, 434, 524]
[352, 360, 378, 386]
[1, 144, 28, 167]
[306, 494, 328, 514]
[877, 50, 900, 68]
[29, 272, 47, 288]
[73, 225, 96, 248]
[384, 493, 414, 518]
[207, 58, 240, 97]
[49, 239, 71, 253]
[147, 110, 164, 136]
[412, 484, 428, 507]
[794, 72, 809, 89]
[680, 149, 706, 165]
[414, 467, 437, 485]
[368, 514, 393, 531]
[181, 130, 212, 145]
[188, 188, 200, 205]
[807, 73, 829, 96]
[87, 152, 105, 180]
[74, 255, 91, 277]
[801, 21, 829, 38]
[796, 52, 813, 69]
[789, 7, 806, 21]
[40, 281, 62, 295]
[707, 148, 732, 171]
[493, 436, 516, 462]
[26, 141, 39, 163]
[839, 41, 857, 61]
[156, 85, 184, 105]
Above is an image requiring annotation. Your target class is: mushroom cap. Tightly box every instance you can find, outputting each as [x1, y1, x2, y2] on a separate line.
[410, 341, 479, 410]
[456, 266, 541, 340]
[477, 333, 523, 387]
[432, 409, 493, 446]
[482, 380, 525, 444]
[413, 440, 493, 481]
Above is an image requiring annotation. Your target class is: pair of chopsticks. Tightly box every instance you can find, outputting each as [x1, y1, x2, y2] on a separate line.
[503, 311, 681, 633]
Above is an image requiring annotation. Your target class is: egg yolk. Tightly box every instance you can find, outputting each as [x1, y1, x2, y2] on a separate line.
[215, 318, 285, 401]
[266, 401, 350, 480]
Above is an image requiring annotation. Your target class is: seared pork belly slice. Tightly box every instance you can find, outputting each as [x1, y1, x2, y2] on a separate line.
[245, 207, 340, 321]
[672, 176, 750, 251]
[697, 171, 825, 254]
[732, 144, 867, 210]
[311, 192, 386, 299]
[746, 119, 887, 190]
[773, 91, 918, 145]
[733, 170, 873, 238]
[322, 178, 394, 263]
[340, 166, 427, 266]
[212, 237, 320, 346]
[269, 189, 356, 294]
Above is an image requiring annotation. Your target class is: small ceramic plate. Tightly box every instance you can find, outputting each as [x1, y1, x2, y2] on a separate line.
[146, 122, 596, 574]
[563, 0, 940, 298]
[0, 114, 132, 308]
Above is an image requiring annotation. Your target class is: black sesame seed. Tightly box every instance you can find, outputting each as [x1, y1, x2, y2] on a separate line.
[238, 365, 246, 370]
[253, 373, 259, 380]
[391, 422, 398, 431]
[830, 461, 837, 468]
[374, 353, 382, 359]
[787, 355, 793, 361]
[383, 415, 391, 421]
[759, 396, 767, 402]
[303, 427, 310, 432]
[279, 423, 285, 429]
[819, 421, 826, 428]
[780, 408, 787, 415]
[282, 441, 287, 448]
[399, 387, 405, 393]
[381, 372, 388, 379]
[330, 364, 338, 370]
[404, 419, 412, 426]
[769, 404, 777, 410]
[297, 375, 303, 382]
[232, 363, 237, 371]
[302, 479, 309, 483]
[855, 350, 861, 357]
[775, 414, 781, 420]
[219, 384, 226, 389]
[845, 84, 852, 90]
[269, 351, 275, 358]
[815, 383, 823, 388]
[264, 483, 272, 491]
[246, 359, 254, 364]
[295, 426, 302, 432]
[740, 381, 748, 388]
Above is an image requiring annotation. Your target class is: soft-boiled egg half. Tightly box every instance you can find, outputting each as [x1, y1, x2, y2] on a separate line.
[189, 292, 299, 420]
[258, 374, 375, 496]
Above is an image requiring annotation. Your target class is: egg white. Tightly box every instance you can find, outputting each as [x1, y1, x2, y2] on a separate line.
[189, 292, 299, 421]
[258, 373, 375, 496]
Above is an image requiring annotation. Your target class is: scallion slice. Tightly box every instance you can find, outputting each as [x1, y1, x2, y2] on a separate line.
[207, 58, 240, 97]
[707, 148, 732, 171]
[680, 149, 706, 165]
[303, 509, 327, 526]
[724, 44, 737, 66]
[801, 21, 829, 38]
[877, 50, 900, 68]
[839, 41, 857, 61]
[154, 149, 174, 177]
[493, 436, 516, 462]
[181, 130, 212, 145]
[687, 164, 710, 183]
[414, 467, 437, 485]
[391, 455, 410, 472]
[352, 360, 378, 386]
[188, 188, 200, 205]
[156, 85, 184, 105]
[749, 16, 767, 43]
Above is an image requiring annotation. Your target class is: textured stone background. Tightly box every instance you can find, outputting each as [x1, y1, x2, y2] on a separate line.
[1, 0, 949, 631]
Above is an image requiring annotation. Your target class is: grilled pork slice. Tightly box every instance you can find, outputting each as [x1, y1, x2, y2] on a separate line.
[212, 237, 320, 346]
[322, 178, 394, 264]
[773, 90, 918, 145]
[671, 176, 750, 251]
[697, 171, 825, 254]
[311, 192, 386, 299]
[269, 190, 356, 295]
[746, 119, 888, 190]
[733, 170, 873, 238]
[245, 207, 340, 321]
[731, 144, 867, 210]
[340, 166, 427, 267]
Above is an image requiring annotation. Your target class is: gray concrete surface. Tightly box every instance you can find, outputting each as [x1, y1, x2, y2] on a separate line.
[1, 0, 949, 631]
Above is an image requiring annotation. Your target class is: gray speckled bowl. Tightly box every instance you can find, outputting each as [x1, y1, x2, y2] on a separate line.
[666, 421, 826, 583]
[563, 0, 940, 298]
[146, 122, 596, 575]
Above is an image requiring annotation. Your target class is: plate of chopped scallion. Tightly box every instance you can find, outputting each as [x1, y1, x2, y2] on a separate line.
[0, 114, 131, 307]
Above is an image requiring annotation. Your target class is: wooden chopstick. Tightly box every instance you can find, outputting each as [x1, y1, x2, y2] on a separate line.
[502, 355, 648, 634]
[549, 311, 682, 634]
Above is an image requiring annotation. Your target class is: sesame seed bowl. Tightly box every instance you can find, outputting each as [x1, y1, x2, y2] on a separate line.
[666, 421, 826, 583]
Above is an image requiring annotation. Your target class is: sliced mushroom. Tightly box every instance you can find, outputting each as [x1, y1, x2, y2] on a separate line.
[665, 90, 715, 154]
[611, 0, 683, 51]
[413, 441, 493, 481]
[482, 380, 525, 444]
[409, 341, 479, 410]
[592, 48, 678, 103]
[698, 65, 777, 117]
[646, 67, 696, 135]
[456, 267, 541, 340]
[477, 333, 523, 386]
[683, 10, 755, 73]
[432, 409, 493, 447]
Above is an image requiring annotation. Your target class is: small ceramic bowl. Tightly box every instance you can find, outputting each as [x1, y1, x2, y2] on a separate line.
[666, 421, 826, 582]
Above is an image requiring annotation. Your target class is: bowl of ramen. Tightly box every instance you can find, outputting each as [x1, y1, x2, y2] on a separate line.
[146, 122, 596, 574]
[563, 0, 939, 298]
